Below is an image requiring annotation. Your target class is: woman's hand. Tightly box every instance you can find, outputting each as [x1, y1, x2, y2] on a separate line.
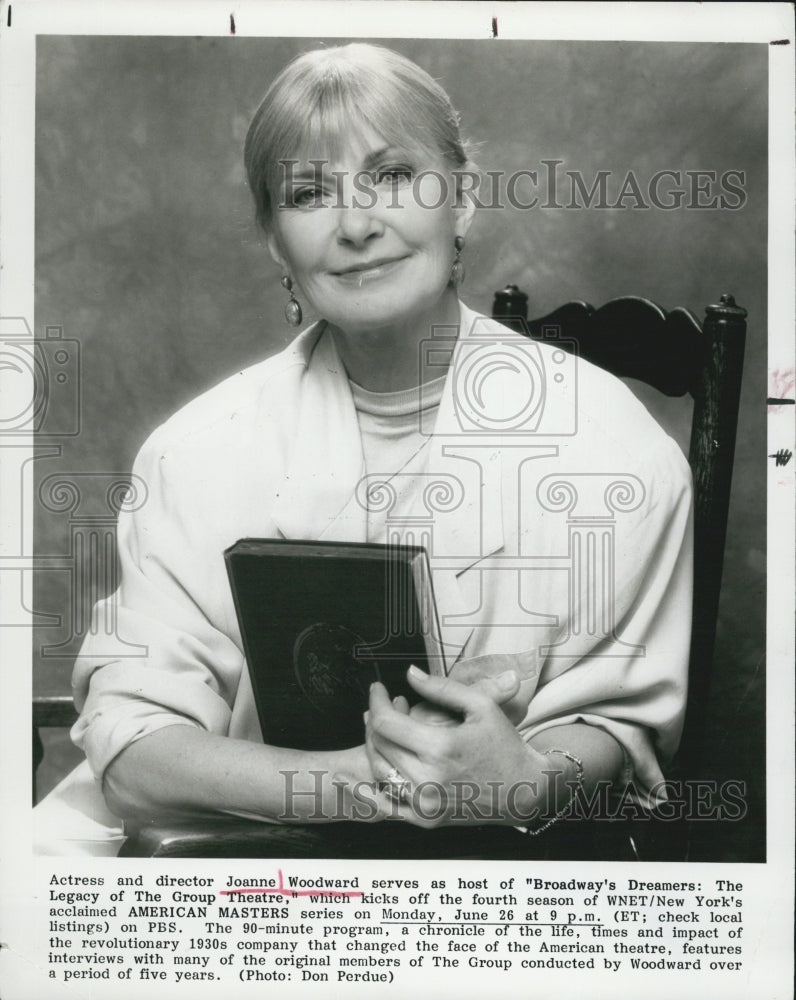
[328, 743, 398, 824]
[406, 661, 525, 727]
[448, 653, 534, 726]
[365, 666, 549, 827]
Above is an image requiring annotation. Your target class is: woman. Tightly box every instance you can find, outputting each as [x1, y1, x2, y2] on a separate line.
[35, 43, 691, 854]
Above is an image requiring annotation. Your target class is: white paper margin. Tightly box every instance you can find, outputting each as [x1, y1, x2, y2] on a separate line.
[1, 3, 793, 999]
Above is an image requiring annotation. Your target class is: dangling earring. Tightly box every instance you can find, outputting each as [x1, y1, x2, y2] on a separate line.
[281, 275, 302, 327]
[450, 235, 465, 288]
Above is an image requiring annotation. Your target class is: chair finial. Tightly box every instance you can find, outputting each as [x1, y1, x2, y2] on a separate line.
[707, 294, 747, 318]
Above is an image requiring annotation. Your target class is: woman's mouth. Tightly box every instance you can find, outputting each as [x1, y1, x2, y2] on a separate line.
[331, 256, 408, 284]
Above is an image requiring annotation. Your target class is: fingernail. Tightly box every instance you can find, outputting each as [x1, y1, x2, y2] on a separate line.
[407, 665, 425, 680]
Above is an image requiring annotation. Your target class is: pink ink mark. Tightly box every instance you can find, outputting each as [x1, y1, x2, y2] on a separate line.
[219, 869, 363, 898]
[768, 368, 795, 409]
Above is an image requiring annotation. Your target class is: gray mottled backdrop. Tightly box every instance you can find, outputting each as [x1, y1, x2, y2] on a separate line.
[34, 37, 767, 860]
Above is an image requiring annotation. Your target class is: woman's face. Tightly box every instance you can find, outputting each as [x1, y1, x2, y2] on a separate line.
[266, 126, 474, 336]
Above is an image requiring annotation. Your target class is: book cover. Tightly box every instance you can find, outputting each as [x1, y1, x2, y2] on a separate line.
[224, 538, 447, 751]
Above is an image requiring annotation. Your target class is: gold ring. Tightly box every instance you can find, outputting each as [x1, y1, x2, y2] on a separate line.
[380, 767, 410, 805]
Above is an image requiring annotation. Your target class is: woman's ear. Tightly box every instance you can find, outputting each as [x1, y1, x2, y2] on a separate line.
[266, 231, 287, 272]
[453, 174, 477, 240]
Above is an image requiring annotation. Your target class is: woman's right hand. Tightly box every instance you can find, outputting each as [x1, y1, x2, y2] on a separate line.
[329, 743, 398, 824]
[409, 663, 527, 726]
[362, 669, 522, 805]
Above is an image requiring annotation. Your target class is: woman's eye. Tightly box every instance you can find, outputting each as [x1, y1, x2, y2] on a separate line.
[291, 186, 326, 208]
[375, 167, 412, 186]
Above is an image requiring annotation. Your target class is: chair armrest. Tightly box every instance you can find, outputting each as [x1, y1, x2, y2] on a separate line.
[32, 695, 80, 804]
[119, 817, 532, 859]
[33, 695, 79, 728]
[119, 814, 663, 860]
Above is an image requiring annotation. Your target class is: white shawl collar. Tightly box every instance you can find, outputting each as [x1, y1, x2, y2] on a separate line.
[270, 302, 517, 663]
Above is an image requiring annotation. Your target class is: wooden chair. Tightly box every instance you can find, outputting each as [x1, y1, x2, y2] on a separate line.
[492, 286, 747, 861]
[492, 286, 747, 791]
[33, 287, 747, 860]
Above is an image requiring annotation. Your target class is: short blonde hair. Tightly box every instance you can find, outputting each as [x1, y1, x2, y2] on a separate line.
[244, 43, 470, 231]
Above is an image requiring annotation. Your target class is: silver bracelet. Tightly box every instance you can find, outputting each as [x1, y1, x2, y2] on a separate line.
[525, 748, 585, 837]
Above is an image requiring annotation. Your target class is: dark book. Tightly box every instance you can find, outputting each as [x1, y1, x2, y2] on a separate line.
[224, 538, 447, 751]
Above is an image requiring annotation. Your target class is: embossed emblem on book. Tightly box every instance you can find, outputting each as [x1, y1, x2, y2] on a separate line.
[293, 623, 380, 716]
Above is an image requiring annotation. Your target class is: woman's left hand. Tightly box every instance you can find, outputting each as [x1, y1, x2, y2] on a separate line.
[365, 666, 547, 827]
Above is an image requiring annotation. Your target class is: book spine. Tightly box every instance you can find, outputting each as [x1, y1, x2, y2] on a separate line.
[412, 553, 447, 677]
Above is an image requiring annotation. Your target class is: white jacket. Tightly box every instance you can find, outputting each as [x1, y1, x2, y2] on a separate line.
[71, 303, 692, 808]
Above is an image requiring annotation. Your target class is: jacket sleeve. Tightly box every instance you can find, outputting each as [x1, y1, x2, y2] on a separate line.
[516, 434, 693, 808]
[71, 428, 246, 781]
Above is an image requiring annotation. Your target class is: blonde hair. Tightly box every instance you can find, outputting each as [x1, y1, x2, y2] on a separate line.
[244, 43, 471, 231]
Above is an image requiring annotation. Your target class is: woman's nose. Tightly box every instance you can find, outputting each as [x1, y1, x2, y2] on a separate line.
[334, 191, 384, 246]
